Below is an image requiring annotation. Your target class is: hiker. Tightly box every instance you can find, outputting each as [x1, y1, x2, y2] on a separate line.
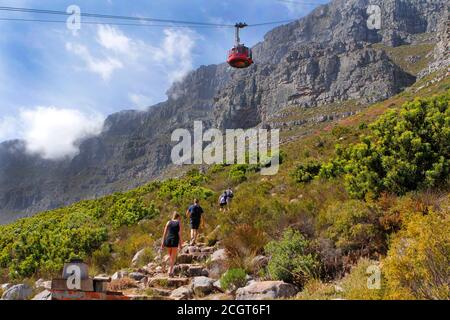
[186, 199, 204, 245]
[161, 212, 183, 277]
[225, 187, 234, 207]
[218, 192, 228, 211]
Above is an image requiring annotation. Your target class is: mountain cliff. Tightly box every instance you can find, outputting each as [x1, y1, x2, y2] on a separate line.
[0, 0, 447, 223]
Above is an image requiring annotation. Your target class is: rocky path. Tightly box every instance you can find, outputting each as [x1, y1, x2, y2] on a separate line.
[1, 242, 299, 300]
[111, 242, 233, 300]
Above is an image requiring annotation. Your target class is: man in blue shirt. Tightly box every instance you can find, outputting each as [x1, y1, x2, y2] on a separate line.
[186, 198, 204, 245]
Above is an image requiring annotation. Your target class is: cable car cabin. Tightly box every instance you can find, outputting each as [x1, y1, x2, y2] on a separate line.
[227, 45, 253, 69]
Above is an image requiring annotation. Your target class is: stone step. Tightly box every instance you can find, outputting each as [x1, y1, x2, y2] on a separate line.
[146, 287, 173, 297]
[200, 246, 215, 254]
[173, 264, 209, 277]
[147, 276, 190, 288]
[192, 252, 212, 262]
[177, 254, 194, 264]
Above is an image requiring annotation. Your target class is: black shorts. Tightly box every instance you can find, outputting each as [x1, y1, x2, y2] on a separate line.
[220, 203, 227, 207]
[164, 237, 179, 248]
[190, 219, 201, 230]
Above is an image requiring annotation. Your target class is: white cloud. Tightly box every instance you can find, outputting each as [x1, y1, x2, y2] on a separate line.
[18, 107, 104, 160]
[278, 0, 311, 15]
[97, 25, 132, 54]
[66, 42, 123, 81]
[66, 25, 197, 86]
[129, 93, 154, 109]
[154, 29, 197, 83]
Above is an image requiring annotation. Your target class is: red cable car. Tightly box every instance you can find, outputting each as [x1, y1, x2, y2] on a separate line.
[227, 23, 253, 69]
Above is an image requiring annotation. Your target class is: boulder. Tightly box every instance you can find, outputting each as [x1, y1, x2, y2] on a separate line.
[235, 281, 298, 300]
[192, 276, 215, 297]
[208, 249, 228, 278]
[1, 284, 33, 300]
[181, 246, 199, 255]
[32, 290, 52, 300]
[111, 270, 128, 281]
[129, 272, 146, 281]
[213, 280, 224, 292]
[143, 262, 157, 274]
[132, 249, 147, 266]
[35, 279, 52, 290]
[170, 285, 194, 300]
[211, 249, 227, 261]
[1, 283, 12, 291]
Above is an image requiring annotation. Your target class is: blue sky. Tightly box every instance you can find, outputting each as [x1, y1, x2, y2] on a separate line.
[0, 0, 326, 158]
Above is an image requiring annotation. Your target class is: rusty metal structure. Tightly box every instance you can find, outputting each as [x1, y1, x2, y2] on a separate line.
[50, 260, 129, 300]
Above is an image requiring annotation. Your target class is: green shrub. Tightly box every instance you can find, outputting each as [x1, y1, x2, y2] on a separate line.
[229, 164, 248, 183]
[109, 199, 159, 228]
[91, 243, 112, 272]
[265, 228, 320, 287]
[220, 268, 247, 291]
[383, 211, 450, 300]
[291, 161, 322, 183]
[328, 92, 450, 198]
[210, 164, 226, 174]
[318, 200, 384, 256]
[332, 125, 352, 138]
[0, 208, 108, 278]
[157, 174, 213, 203]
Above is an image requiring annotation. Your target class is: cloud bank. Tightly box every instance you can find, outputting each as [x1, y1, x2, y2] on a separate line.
[0, 107, 104, 160]
[0, 25, 199, 160]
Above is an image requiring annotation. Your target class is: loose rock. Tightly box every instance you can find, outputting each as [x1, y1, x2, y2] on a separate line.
[1, 284, 33, 300]
[192, 276, 216, 297]
[208, 249, 228, 279]
[170, 285, 194, 300]
[236, 281, 298, 300]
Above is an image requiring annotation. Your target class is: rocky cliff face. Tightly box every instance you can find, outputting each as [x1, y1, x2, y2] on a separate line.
[0, 0, 447, 223]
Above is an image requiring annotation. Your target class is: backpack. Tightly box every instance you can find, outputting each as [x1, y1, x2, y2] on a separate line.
[219, 194, 227, 204]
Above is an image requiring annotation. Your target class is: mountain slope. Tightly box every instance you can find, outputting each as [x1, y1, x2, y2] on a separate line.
[0, 72, 448, 298]
[0, 0, 447, 223]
